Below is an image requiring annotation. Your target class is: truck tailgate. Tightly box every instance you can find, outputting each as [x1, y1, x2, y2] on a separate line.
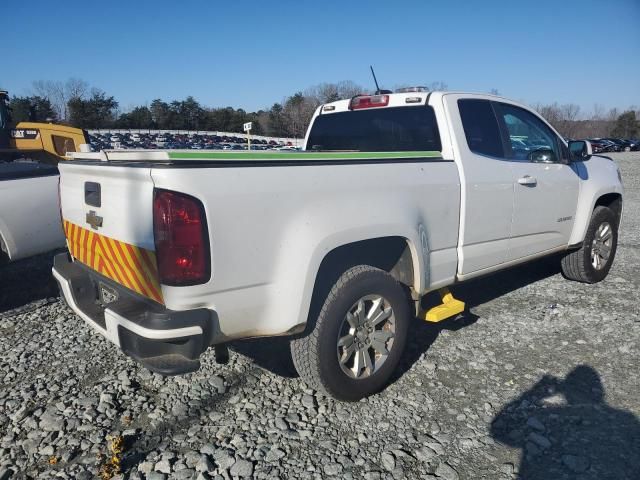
[58, 162, 163, 303]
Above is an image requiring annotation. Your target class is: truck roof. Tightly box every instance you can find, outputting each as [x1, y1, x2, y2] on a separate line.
[317, 90, 507, 114]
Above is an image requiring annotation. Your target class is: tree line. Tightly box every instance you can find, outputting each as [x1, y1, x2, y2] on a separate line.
[533, 102, 639, 139]
[4, 78, 639, 139]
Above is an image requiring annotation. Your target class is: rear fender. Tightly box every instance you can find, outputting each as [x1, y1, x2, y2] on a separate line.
[287, 223, 426, 332]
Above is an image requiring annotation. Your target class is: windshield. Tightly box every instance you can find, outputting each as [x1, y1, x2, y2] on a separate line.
[307, 106, 442, 152]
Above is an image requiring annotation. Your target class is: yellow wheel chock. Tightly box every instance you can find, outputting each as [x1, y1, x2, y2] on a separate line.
[422, 287, 465, 322]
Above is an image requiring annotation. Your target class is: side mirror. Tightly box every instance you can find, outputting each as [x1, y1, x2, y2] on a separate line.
[528, 148, 557, 163]
[568, 140, 592, 162]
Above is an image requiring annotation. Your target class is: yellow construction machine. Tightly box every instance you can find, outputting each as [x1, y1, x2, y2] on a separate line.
[0, 90, 89, 163]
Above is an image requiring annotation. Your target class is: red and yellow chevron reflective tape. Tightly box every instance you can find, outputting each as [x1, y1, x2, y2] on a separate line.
[63, 220, 164, 304]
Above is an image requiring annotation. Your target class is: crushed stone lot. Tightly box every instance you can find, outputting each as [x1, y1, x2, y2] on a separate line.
[1, 152, 639, 480]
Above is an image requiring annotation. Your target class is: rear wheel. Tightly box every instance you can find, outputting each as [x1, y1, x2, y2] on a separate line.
[561, 206, 618, 283]
[291, 265, 410, 401]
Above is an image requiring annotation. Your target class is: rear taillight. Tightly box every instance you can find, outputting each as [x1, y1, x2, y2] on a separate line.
[349, 94, 389, 110]
[153, 189, 210, 286]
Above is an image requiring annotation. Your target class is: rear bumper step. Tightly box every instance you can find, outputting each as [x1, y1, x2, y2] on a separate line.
[52, 252, 216, 375]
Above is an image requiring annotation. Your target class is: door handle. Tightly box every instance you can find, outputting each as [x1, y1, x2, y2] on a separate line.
[517, 175, 537, 186]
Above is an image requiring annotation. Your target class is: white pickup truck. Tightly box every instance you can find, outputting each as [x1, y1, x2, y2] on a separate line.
[53, 91, 623, 400]
[0, 90, 89, 265]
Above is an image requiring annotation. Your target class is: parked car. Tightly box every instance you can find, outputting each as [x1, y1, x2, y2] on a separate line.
[616, 139, 637, 151]
[604, 138, 629, 152]
[587, 139, 607, 154]
[590, 139, 618, 152]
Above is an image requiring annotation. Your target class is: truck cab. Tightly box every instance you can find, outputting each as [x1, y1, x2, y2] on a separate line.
[306, 91, 622, 280]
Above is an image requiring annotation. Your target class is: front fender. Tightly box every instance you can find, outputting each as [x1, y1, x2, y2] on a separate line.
[568, 157, 623, 245]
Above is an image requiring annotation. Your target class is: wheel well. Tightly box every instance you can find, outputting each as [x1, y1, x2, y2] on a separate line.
[595, 193, 622, 224]
[317, 237, 415, 289]
[304, 237, 416, 331]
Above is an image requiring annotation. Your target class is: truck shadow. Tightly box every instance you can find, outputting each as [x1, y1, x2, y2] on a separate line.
[454, 254, 563, 309]
[122, 368, 253, 473]
[0, 250, 61, 313]
[393, 254, 562, 382]
[230, 337, 298, 378]
[490, 365, 640, 479]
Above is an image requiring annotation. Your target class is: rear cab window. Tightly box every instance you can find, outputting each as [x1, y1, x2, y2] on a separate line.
[307, 106, 442, 152]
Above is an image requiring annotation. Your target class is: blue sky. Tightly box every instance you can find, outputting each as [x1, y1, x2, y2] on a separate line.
[3, 0, 639, 114]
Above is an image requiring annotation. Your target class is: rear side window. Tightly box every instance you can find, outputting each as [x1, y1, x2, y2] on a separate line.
[307, 106, 441, 152]
[458, 99, 504, 158]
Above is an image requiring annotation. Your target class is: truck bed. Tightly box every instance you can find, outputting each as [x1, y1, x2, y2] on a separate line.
[58, 150, 461, 340]
[69, 149, 444, 167]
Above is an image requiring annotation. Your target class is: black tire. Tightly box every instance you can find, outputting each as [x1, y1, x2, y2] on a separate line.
[291, 265, 410, 401]
[561, 206, 618, 283]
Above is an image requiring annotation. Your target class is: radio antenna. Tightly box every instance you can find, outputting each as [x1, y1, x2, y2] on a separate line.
[370, 65, 381, 94]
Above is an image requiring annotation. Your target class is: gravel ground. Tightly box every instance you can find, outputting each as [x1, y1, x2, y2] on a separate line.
[1, 153, 638, 480]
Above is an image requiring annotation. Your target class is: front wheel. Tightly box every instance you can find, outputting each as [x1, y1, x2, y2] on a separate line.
[561, 206, 618, 283]
[291, 265, 410, 401]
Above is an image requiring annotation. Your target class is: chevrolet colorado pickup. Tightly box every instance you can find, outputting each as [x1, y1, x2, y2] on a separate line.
[53, 91, 623, 400]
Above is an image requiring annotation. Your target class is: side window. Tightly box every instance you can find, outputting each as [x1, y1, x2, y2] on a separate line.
[458, 99, 504, 158]
[495, 103, 562, 163]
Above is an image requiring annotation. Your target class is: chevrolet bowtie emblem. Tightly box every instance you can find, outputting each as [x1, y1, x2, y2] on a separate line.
[86, 210, 103, 230]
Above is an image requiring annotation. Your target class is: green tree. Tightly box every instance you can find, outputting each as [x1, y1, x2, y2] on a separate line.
[211, 107, 235, 132]
[610, 111, 639, 138]
[178, 96, 205, 130]
[150, 99, 172, 129]
[282, 92, 316, 138]
[8, 95, 57, 124]
[246, 111, 264, 135]
[268, 103, 286, 136]
[67, 90, 118, 128]
[116, 106, 154, 128]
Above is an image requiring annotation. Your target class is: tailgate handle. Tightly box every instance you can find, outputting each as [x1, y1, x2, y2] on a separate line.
[85, 182, 101, 207]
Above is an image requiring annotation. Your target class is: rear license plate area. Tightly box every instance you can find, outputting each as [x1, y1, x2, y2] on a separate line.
[98, 282, 119, 306]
